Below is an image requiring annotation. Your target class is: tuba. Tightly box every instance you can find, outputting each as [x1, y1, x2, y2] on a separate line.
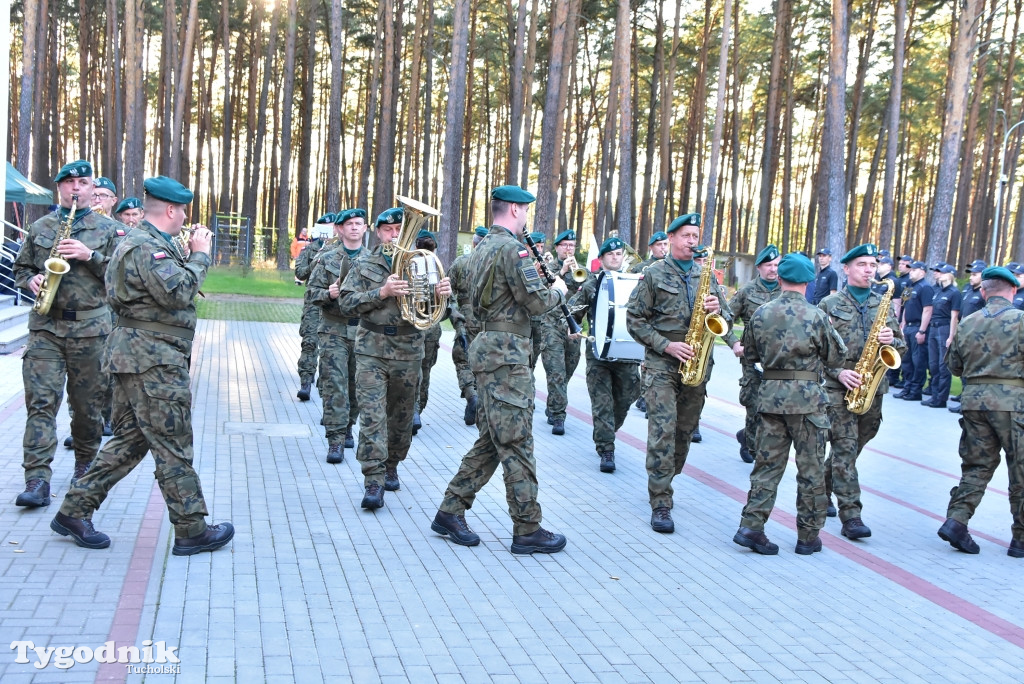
[385, 195, 449, 330]
[678, 246, 728, 386]
[621, 243, 642, 272]
[33, 195, 77, 316]
[844, 278, 901, 414]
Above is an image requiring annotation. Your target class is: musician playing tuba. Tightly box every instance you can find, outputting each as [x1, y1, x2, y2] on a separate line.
[818, 243, 906, 540]
[625, 213, 731, 534]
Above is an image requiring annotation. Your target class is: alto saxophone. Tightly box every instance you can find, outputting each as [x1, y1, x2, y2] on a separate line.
[679, 247, 728, 386]
[844, 278, 901, 414]
[33, 195, 77, 316]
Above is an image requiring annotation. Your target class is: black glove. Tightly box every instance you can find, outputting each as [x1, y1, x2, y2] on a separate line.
[457, 334, 469, 351]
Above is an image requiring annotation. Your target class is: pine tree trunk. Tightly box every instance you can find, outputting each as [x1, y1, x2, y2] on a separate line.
[508, 0, 529, 183]
[295, 3, 317, 232]
[16, 0, 38, 177]
[702, 0, 732, 242]
[438, 0, 471, 264]
[756, 0, 790, 251]
[533, 0, 571, 237]
[169, 0, 199, 180]
[371, 0, 401, 220]
[655, 0, 683, 232]
[878, 0, 906, 251]
[613, 0, 634, 244]
[817, 0, 850, 266]
[275, 0, 300, 269]
[518, 0, 540, 189]
[123, 0, 146, 198]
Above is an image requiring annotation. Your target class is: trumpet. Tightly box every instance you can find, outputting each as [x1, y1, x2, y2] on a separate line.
[564, 254, 588, 283]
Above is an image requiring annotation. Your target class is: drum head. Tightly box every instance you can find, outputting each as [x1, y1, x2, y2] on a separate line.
[590, 271, 645, 361]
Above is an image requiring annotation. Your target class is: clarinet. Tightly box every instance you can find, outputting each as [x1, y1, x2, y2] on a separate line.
[523, 233, 582, 335]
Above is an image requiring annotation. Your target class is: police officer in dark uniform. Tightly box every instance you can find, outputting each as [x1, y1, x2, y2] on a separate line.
[1006, 263, 1024, 310]
[923, 263, 961, 409]
[875, 256, 904, 388]
[896, 261, 933, 402]
[896, 255, 914, 290]
[812, 248, 838, 305]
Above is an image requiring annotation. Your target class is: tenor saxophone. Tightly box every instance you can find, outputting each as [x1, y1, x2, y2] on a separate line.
[844, 278, 901, 414]
[678, 247, 728, 386]
[33, 195, 77, 316]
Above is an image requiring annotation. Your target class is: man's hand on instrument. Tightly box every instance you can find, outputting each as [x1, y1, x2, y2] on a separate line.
[665, 341, 695, 362]
[380, 274, 409, 298]
[876, 326, 894, 345]
[567, 331, 582, 341]
[551, 276, 568, 296]
[189, 225, 213, 255]
[328, 282, 341, 299]
[838, 369, 862, 390]
[57, 239, 93, 261]
[28, 273, 44, 295]
[703, 295, 721, 314]
[436, 276, 452, 297]
[731, 341, 744, 358]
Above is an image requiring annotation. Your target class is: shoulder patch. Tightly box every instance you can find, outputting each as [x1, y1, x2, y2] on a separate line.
[518, 249, 530, 259]
[153, 251, 167, 260]
[116, 229, 126, 236]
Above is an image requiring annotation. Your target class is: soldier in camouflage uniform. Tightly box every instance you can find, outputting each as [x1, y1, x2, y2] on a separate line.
[626, 213, 731, 534]
[339, 208, 452, 508]
[431, 185, 568, 555]
[723, 245, 782, 463]
[818, 244, 905, 539]
[629, 231, 669, 415]
[113, 197, 144, 228]
[540, 229, 585, 436]
[293, 213, 335, 401]
[13, 160, 120, 508]
[939, 267, 1024, 558]
[50, 176, 233, 555]
[734, 253, 847, 556]
[568, 237, 641, 473]
[412, 230, 443, 434]
[307, 208, 367, 463]
[447, 226, 487, 425]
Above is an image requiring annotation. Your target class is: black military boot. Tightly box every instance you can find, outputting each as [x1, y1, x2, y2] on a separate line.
[412, 411, 422, 435]
[326, 445, 343, 464]
[651, 507, 674, 533]
[1008, 540, 1024, 558]
[172, 523, 235, 556]
[71, 461, 92, 485]
[938, 518, 979, 554]
[50, 512, 111, 549]
[551, 420, 565, 436]
[297, 383, 311, 401]
[736, 429, 753, 463]
[635, 396, 647, 412]
[344, 428, 355, 449]
[63, 435, 74, 449]
[599, 452, 615, 473]
[384, 466, 400, 491]
[691, 429, 702, 444]
[463, 395, 478, 426]
[826, 497, 837, 517]
[795, 534, 823, 555]
[102, 420, 113, 437]
[431, 511, 481, 546]
[510, 528, 567, 554]
[15, 479, 50, 508]
[361, 483, 384, 510]
[841, 517, 872, 540]
[733, 527, 779, 555]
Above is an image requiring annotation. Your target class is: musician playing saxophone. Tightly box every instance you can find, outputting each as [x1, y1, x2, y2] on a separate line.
[625, 213, 731, 534]
[817, 243, 905, 540]
[13, 160, 120, 508]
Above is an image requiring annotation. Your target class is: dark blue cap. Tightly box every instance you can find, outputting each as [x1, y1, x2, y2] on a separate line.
[932, 263, 956, 275]
[965, 259, 987, 274]
[1004, 262, 1024, 275]
[816, 247, 832, 256]
[910, 260, 927, 270]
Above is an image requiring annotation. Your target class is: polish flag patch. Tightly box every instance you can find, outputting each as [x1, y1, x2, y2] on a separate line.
[153, 251, 167, 260]
[518, 249, 530, 258]
[116, 229, 126, 236]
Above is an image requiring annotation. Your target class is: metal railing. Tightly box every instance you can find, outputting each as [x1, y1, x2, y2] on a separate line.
[2, 219, 32, 306]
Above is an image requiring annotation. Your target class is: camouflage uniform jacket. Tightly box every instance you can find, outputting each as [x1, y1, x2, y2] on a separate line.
[13, 208, 120, 338]
[104, 220, 211, 373]
[625, 258, 732, 372]
[818, 288, 906, 394]
[628, 256, 660, 274]
[338, 246, 425, 361]
[295, 237, 330, 304]
[722, 277, 781, 348]
[742, 291, 847, 414]
[308, 245, 364, 340]
[469, 226, 563, 371]
[448, 252, 477, 333]
[947, 296, 1024, 412]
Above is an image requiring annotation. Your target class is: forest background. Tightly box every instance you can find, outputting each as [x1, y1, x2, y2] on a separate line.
[4, 0, 1023, 275]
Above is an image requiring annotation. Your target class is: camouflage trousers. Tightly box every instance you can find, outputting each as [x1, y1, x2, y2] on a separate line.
[947, 410, 1024, 543]
[59, 365, 209, 539]
[529, 317, 544, 369]
[540, 325, 581, 422]
[824, 390, 882, 522]
[585, 355, 640, 453]
[644, 366, 706, 509]
[740, 411, 830, 542]
[318, 330, 358, 446]
[22, 330, 108, 482]
[296, 304, 321, 386]
[450, 327, 478, 400]
[354, 353, 420, 486]
[417, 324, 443, 412]
[738, 363, 762, 454]
[440, 363, 542, 536]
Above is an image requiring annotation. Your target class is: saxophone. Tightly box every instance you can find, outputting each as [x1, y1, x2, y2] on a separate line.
[33, 195, 77, 316]
[678, 247, 728, 386]
[844, 278, 902, 414]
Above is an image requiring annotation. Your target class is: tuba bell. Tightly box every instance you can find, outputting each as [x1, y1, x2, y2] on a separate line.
[386, 195, 449, 330]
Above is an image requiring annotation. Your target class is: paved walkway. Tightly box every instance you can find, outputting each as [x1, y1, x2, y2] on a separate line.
[1, 321, 1022, 683]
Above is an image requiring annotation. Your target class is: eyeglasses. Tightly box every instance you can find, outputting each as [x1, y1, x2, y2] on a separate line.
[94, 193, 116, 200]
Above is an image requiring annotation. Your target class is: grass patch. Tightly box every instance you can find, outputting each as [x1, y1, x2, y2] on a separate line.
[203, 266, 304, 298]
[198, 299, 302, 322]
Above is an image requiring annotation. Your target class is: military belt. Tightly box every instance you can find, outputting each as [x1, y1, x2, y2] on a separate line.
[116, 316, 195, 341]
[50, 306, 109, 322]
[965, 377, 1024, 389]
[762, 370, 819, 381]
[480, 321, 531, 337]
[359, 320, 417, 336]
[323, 313, 359, 326]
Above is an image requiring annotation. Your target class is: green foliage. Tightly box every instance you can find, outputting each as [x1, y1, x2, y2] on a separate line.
[197, 299, 303, 322]
[202, 267, 305, 298]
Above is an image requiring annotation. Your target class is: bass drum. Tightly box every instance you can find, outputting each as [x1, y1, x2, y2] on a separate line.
[590, 270, 645, 361]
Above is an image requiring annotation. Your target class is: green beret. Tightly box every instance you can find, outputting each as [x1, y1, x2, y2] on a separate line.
[599, 237, 625, 257]
[336, 208, 367, 224]
[490, 185, 536, 204]
[315, 213, 336, 225]
[94, 177, 116, 193]
[840, 243, 879, 264]
[981, 266, 1019, 288]
[667, 213, 701, 234]
[53, 160, 93, 183]
[416, 229, 437, 242]
[376, 207, 403, 226]
[474, 225, 489, 238]
[777, 253, 816, 284]
[554, 230, 576, 245]
[143, 176, 194, 204]
[755, 244, 780, 266]
[529, 231, 546, 244]
[114, 197, 141, 214]
[648, 231, 668, 245]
